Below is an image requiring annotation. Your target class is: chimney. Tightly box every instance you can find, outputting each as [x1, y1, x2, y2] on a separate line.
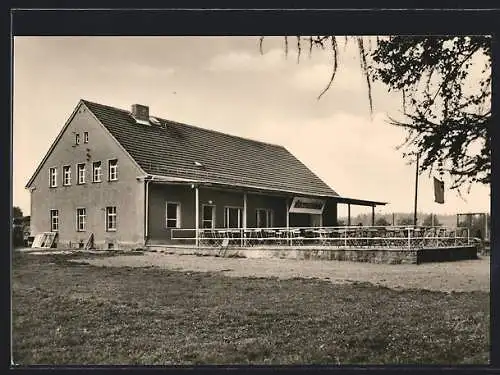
[131, 104, 149, 122]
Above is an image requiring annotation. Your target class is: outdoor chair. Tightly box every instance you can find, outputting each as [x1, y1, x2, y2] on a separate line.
[290, 229, 304, 246]
[263, 229, 276, 246]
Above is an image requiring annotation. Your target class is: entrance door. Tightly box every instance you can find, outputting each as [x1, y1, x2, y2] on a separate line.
[225, 207, 242, 228]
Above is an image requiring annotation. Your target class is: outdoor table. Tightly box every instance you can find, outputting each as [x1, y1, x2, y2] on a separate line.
[329, 229, 343, 247]
[276, 229, 288, 245]
[263, 229, 277, 245]
[313, 229, 329, 246]
[250, 229, 265, 247]
[367, 228, 381, 247]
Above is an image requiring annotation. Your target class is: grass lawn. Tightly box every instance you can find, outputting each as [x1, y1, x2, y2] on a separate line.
[12, 251, 489, 365]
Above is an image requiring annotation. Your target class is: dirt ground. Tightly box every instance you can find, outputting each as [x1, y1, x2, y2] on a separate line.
[74, 252, 490, 293]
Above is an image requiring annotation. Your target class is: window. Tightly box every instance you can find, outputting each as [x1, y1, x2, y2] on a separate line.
[75, 133, 80, 145]
[93, 161, 102, 183]
[106, 206, 117, 231]
[49, 167, 57, 187]
[63, 165, 71, 186]
[108, 159, 118, 181]
[76, 208, 86, 231]
[224, 207, 242, 228]
[77, 163, 86, 184]
[202, 205, 215, 229]
[50, 209, 59, 232]
[84, 132, 89, 143]
[256, 208, 274, 228]
[166, 202, 180, 228]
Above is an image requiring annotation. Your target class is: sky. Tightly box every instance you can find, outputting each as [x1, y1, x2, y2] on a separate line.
[13, 36, 491, 218]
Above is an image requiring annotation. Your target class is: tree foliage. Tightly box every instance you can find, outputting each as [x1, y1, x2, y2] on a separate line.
[13, 206, 23, 218]
[422, 214, 441, 227]
[375, 217, 390, 226]
[259, 36, 491, 190]
[397, 216, 414, 226]
[372, 36, 491, 190]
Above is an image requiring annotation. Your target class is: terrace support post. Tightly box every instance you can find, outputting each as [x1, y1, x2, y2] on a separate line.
[242, 192, 247, 247]
[286, 199, 291, 246]
[347, 204, 351, 227]
[413, 153, 420, 227]
[407, 227, 411, 249]
[483, 213, 486, 240]
[344, 226, 347, 247]
[195, 185, 199, 247]
[371, 205, 375, 226]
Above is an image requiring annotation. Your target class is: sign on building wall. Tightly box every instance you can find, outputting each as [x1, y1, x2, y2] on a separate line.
[289, 197, 325, 215]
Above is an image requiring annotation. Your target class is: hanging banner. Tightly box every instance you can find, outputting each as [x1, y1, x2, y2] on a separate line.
[433, 177, 445, 204]
[289, 197, 325, 214]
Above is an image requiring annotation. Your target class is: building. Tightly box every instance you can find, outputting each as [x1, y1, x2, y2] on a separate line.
[26, 99, 386, 250]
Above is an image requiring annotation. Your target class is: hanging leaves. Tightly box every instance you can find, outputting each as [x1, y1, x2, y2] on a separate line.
[258, 35, 491, 190]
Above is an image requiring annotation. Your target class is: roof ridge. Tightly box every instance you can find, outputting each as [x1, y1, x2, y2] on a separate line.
[81, 99, 285, 149]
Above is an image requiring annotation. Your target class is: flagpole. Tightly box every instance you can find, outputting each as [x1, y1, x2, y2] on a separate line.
[413, 153, 419, 227]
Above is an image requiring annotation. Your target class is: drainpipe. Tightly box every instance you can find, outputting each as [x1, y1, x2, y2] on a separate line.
[242, 192, 247, 247]
[143, 175, 153, 245]
[286, 198, 290, 246]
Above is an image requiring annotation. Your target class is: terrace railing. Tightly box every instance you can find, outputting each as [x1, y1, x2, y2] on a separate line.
[170, 226, 473, 249]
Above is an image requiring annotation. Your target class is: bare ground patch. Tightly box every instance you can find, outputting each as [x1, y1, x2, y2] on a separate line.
[75, 252, 490, 293]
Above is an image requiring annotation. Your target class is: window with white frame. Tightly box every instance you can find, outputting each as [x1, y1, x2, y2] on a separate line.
[49, 167, 57, 187]
[92, 161, 102, 182]
[256, 208, 274, 228]
[50, 209, 59, 232]
[108, 159, 118, 181]
[76, 208, 86, 231]
[77, 163, 86, 184]
[224, 207, 242, 228]
[202, 205, 215, 229]
[106, 206, 117, 231]
[75, 133, 80, 145]
[166, 202, 180, 228]
[63, 165, 71, 186]
[84, 131, 89, 143]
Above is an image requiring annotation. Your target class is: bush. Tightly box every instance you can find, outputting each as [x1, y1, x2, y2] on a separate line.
[13, 226, 24, 247]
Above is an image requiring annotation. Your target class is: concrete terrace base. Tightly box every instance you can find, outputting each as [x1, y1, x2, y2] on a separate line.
[417, 246, 478, 263]
[145, 245, 479, 264]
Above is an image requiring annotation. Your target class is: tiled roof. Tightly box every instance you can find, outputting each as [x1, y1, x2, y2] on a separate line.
[83, 100, 339, 197]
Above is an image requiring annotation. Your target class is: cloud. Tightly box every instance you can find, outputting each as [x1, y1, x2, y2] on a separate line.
[96, 62, 176, 78]
[206, 48, 285, 72]
[248, 111, 411, 205]
[291, 61, 366, 94]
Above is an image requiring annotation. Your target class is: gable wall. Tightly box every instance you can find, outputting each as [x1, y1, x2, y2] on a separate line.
[29, 103, 145, 249]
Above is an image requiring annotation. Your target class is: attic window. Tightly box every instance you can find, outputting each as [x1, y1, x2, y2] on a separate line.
[150, 117, 161, 125]
[134, 118, 151, 126]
